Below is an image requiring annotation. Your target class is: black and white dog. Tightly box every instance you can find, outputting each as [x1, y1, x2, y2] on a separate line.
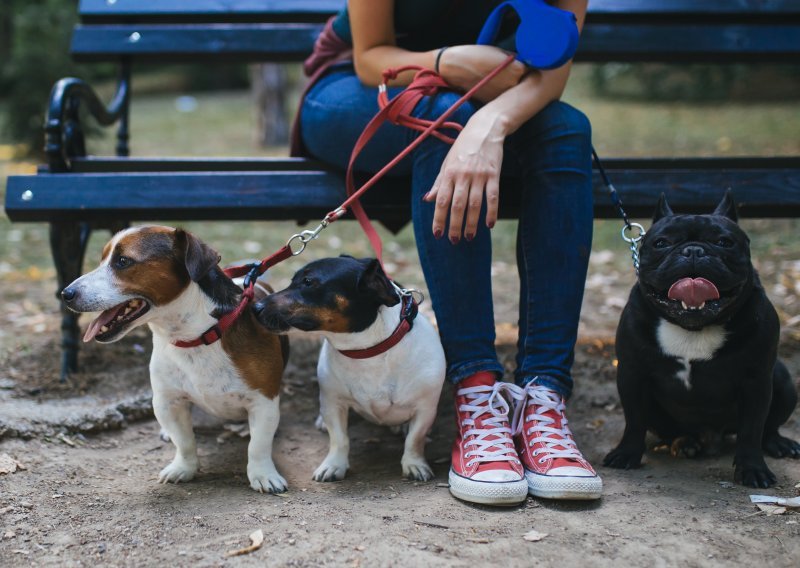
[604, 192, 799, 487]
[253, 256, 445, 482]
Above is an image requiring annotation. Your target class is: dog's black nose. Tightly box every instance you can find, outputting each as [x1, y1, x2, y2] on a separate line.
[252, 302, 265, 317]
[681, 245, 705, 258]
[61, 287, 77, 303]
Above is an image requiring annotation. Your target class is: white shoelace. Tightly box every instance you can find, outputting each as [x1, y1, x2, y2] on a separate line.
[511, 384, 584, 464]
[456, 383, 521, 468]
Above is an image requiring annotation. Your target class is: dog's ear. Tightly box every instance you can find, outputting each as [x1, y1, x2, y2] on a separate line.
[357, 259, 400, 307]
[712, 189, 738, 223]
[174, 228, 221, 282]
[653, 193, 674, 223]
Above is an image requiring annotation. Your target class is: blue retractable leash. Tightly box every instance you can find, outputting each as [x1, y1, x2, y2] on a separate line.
[477, 0, 579, 69]
[478, 0, 646, 272]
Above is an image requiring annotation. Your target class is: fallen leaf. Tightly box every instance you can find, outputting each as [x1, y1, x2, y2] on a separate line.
[225, 529, 265, 557]
[756, 504, 787, 516]
[0, 454, 25, 474]
[523, 530, 548, 542]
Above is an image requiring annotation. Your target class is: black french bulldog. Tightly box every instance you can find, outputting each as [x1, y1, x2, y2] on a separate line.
[604, 191, 799, 488]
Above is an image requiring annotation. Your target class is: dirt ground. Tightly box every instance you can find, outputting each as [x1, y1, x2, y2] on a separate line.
[1, 318, 799, 567]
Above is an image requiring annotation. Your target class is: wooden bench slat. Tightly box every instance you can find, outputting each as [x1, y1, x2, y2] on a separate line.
[71, 23, 800, 63]
[78, 0, 800, 20]
[68, 156, 800, 174]
[71, 24, 324, 63]
[79, 0, 339, 21]
[8, 167, 800, 222]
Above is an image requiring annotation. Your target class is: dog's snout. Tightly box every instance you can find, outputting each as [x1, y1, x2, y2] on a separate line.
[681, 245, 705, 258]
[61, 287, 77, 303]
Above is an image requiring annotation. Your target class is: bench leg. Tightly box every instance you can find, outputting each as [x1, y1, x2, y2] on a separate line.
[50, 221, 91, 381]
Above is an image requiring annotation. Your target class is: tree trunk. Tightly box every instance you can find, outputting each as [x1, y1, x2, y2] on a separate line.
[250, 64, 290, 147]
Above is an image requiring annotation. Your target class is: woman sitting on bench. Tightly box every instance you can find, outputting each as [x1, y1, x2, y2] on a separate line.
[296, 0, 601, 506]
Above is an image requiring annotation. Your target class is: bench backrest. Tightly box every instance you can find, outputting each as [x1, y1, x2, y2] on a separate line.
[73, 0, 800, 63]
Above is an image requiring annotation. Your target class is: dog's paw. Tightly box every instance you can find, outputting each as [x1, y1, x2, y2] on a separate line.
[312, 457, 348, 482]
[158, 459, 198, 484]
[314, 414, 327, 432]
[763, 433, 800, 459]
[734, 457, 776, 488]
[402, 459, 434, 482]
[670, 436, 702, 458]
[248, 464, 288, 494]
[603, 446, 644, 470]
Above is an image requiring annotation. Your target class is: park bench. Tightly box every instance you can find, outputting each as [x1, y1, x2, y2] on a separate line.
[5, 0, 800, 378]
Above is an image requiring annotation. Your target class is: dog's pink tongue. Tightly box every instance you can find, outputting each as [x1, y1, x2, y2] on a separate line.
[83, 306, 121, 342]
[667, 277, 720, 308]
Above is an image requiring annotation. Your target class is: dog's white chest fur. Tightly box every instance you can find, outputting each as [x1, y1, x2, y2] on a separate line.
[656, 318, 727, 389]
[151, 338, 254, 420]
[318, 305, 446, 426]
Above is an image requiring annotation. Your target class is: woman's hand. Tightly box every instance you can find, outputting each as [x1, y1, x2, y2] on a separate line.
[423, 110, 507, 241]
[438, 45, 528, 102]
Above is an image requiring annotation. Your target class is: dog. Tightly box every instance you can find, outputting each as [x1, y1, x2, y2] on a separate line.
[604, 191, 799, 487]
[253, 256, 446, 482]
[61, 226, 290, 493]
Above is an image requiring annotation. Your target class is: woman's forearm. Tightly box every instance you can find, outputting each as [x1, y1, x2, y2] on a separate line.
[354, 46, 438, 87]
[468, 0, 587, 136]
[474, 64, 573, 137]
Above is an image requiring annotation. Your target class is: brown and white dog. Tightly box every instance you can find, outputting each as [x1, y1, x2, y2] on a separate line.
[61, 226, 289, 493]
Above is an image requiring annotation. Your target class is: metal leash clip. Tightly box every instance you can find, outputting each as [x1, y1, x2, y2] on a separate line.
[621, 222, 646, 274]
[286, 208, 347, 256]
[390, 280, 425, 305]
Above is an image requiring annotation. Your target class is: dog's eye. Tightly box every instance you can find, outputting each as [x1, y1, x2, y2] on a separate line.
[652, 238, 670, 249]
[301, 277, 314, 287]
[114, 256, 133, 269]
[716, 237, 734, 248]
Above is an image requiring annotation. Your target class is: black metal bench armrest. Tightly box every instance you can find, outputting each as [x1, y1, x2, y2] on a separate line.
[44, 64, 131, 172]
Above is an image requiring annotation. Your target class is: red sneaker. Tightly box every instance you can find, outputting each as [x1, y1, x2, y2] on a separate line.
[449, 372, 529, 505]
[513, 384, 602, 500]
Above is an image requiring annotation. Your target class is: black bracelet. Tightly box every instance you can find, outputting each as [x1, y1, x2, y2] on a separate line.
[434, 46, 448, 75]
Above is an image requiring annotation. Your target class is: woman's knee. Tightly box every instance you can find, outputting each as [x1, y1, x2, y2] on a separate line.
[414, 91, 477, 127]
[521, 100, 591, 148]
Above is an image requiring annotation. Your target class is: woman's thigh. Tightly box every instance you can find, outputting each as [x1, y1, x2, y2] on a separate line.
[301, 68, 478, 178]
[301, 69, 417, 174]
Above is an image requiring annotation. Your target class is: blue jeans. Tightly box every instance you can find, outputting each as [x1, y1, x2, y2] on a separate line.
[300, 69, 593, 398]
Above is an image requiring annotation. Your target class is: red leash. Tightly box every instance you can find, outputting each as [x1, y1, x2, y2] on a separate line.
[172, 245, 292, 348]
[342, 54, 517, 266]
[173, 54, 517, 348]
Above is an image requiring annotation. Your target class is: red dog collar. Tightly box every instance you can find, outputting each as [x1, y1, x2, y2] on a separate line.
[338, 295, 418, 359]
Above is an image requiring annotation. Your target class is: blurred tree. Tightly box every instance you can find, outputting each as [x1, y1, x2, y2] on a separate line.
[0, 0, 115, 158]
[250, 64, 290, 147]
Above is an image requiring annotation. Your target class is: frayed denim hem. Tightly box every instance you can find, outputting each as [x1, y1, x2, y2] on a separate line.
[517, 374, 572, 399]
[447, 360, 505, 385]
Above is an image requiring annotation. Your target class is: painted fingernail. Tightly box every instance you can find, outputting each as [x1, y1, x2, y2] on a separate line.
[433, 229, 443, 239]
[450, 236, 460, 245]
[465, 232, 474, 242]
[487, 221, 496, 229]
[422, 191, 430, 201]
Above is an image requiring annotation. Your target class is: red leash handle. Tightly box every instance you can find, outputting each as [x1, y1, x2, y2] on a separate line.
[341, 54, 517, 266]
